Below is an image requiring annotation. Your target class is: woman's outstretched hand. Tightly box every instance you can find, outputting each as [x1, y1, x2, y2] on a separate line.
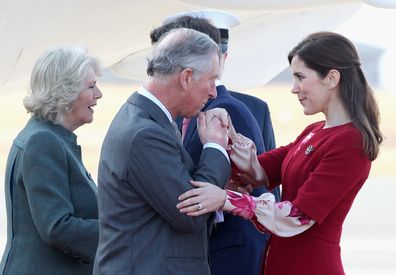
[177, 180, 227, 216]
[228, 126, 269, 188]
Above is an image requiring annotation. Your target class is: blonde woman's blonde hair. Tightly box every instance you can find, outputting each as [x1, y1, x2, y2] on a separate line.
[24, 46, 101, 124]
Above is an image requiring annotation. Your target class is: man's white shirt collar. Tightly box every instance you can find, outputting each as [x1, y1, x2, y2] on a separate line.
[137, 86, 229, 162]
[138, 87, 173, 123]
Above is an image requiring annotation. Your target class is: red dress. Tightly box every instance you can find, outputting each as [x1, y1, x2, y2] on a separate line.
[259, 121, 371, 275]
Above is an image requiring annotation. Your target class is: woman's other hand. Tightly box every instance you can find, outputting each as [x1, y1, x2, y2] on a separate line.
[225, 177, 253, 194]
[177, 180, 226, 216]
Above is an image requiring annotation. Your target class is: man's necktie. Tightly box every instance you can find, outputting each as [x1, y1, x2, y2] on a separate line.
[171, 120, 182, 142]
[181, 118, 191, 141]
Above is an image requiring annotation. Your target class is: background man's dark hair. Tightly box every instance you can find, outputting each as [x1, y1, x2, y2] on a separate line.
[150, 15, 221, 46]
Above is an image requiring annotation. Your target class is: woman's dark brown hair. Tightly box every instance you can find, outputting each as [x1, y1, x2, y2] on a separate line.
[288, 31, 383, 160]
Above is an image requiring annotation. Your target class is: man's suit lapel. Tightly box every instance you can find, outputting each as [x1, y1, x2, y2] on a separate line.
[128, 92, 178, 139]
[183, 116, 197, 146]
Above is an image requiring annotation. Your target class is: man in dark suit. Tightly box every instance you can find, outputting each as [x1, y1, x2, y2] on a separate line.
[94, 28, 231, 275]
[152, 12, 280, 275]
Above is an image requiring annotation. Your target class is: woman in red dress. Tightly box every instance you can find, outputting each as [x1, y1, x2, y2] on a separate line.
[177, 31, 383, 275]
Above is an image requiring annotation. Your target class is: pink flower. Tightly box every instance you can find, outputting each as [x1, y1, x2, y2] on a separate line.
[227, 191, 256, 219]
[276, 201, 291, 210]
[288, 205, 312, 225]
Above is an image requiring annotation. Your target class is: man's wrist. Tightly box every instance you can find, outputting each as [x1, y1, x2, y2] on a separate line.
[203, 143, 230, 162]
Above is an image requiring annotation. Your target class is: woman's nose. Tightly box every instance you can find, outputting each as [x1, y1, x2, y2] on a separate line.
[95, 86, 103, 99]
[291, 81, 299, 94]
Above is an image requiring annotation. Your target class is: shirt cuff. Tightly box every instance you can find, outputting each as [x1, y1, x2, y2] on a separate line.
[203, 143, 230, 162]
[214, 210, 224, 223]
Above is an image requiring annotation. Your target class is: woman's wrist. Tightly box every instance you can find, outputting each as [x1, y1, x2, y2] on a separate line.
[224, 190, 256, 219]
[221, 190, 227, 210]
[222, 191, 234, 212]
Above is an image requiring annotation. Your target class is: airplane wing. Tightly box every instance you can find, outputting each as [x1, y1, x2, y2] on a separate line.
[112, 2, 361, 90]
[1, 0, 395, 94]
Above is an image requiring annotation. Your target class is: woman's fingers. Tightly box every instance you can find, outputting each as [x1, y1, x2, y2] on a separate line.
[177, 195, 210, 216]
[178, 189, 195, 201]
[227, 119, 238, 143]
[205, 108, 229, 127]
[177, 180, 226, 216]
[177, 181, 209, 209]
[189, 180, 208, 187]
[176, 196, 198, 209]
[178, 201, 201, 213]
[186, 207, 210, 216]
[178, 181, 207, 201]
[235, 173, 259, 187]
[237, 184, 253, 194]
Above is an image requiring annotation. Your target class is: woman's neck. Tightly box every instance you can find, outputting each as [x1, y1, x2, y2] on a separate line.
[323, 97, 351, 129]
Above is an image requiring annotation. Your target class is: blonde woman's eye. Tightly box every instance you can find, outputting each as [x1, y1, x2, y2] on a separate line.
[88, 81, 97, 89]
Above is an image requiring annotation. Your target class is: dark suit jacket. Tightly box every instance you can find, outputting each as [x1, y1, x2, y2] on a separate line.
[182, 85, 272, 275]
[0, 116, 99, 275]
[229, 91, 276, 152]
[93, 92, 230, 275]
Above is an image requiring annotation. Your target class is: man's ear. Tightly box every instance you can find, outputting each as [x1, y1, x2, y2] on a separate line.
[327, 69, 340, 90]
[179, 68, 193, 90]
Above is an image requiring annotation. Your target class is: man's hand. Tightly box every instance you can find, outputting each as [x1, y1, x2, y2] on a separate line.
[204, 108, 229, 127]
[198, 108, 229, 149]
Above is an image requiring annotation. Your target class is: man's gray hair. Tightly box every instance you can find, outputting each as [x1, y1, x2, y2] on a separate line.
[147, 28, 220, 81]
[23, 46, 101, 124]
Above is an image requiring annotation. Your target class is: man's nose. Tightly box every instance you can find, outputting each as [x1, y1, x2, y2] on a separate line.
[208, 83, 217, 99]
